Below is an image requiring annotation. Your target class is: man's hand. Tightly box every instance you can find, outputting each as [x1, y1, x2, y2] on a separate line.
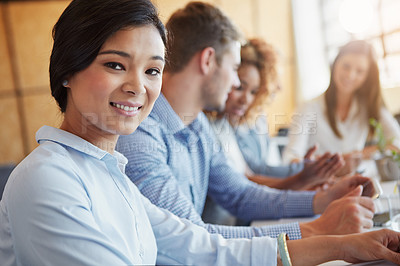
[313, 175, 376, 213]
[300, 185, 375, 237]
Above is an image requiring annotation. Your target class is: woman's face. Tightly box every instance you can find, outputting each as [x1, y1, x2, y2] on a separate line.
[224, 64, 260, 124]
[65, 25, 164, 140]
[333, 53, 370, 96]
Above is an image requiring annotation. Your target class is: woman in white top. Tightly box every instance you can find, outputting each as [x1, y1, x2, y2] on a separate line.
[283, 40, 400, 168]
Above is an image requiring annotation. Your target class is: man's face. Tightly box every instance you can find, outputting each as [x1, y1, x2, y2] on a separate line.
[202, 41, 241, 112]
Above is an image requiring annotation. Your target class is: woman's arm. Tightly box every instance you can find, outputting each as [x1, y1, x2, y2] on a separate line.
[287, 229, 400, 265]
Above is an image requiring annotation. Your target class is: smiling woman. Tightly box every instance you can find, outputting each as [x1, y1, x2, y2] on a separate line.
[60, 26, 165, 151]
[1, 0, 400, 265]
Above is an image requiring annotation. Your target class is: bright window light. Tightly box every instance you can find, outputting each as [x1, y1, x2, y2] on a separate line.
[339, 0, 374, 33]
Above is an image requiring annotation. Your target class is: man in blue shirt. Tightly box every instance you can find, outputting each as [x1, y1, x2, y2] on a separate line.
[116, 1, 375, 241]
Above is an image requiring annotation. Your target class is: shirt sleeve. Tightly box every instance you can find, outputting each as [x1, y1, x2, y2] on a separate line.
[117, 120, 310, 240]
[141, 194, 278, 266]
[236, 130, 304, 177]
[380, 107, 400, 149]
[207, 137, 316, 222]
[3, 153, 134, 266]
[229, 117, 304, 178]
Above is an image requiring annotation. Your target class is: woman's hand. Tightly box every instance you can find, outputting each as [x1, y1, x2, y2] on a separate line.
[335, 151, 363, 176]
[340, 229, 400, 264]
[286, 229, 400, 265]
[297, 145, 345, 188]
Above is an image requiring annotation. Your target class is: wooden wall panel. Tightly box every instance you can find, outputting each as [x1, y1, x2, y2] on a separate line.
[265, 63, 296, 132]
[0, 4, 15, 93]
[383, 87, 400, 114]
[22, 94, 62, 152]
[8, 1, 69, 91]
[0, 0, 297, 164]
[154, 0, 203, 23]
[219, 0, 255, 37]
[254, 0, 296, 133]
[256, 0, 295, 57]
[0, 97, 24, 163]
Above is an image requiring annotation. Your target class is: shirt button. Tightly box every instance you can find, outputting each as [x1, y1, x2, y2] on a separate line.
[139, 247, 144, 258]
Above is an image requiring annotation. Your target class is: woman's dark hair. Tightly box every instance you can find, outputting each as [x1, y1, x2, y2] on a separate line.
[50, 0, 166, 112]
[324, 40, 384, 138]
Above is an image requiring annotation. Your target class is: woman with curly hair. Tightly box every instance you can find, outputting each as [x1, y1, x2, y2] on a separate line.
[208, 38, 343, 190]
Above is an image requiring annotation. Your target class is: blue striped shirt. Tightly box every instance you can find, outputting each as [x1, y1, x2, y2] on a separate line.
[235, 116, 304, 177]
[117, 94, 316, 240]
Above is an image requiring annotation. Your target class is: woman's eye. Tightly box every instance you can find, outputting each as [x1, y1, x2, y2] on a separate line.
[342, 64, 350, 71]
[251, 90, 258, 95]
[145, 68, 161, 76]
[357, 69, 366, 75]
[235, 85, 243, 91]
[105, 62, 125, 70]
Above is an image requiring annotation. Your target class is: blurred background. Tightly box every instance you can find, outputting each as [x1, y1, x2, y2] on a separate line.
[0, 0, 399, 165]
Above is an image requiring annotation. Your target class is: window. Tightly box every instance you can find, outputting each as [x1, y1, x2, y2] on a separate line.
[320, 0, 400, 90]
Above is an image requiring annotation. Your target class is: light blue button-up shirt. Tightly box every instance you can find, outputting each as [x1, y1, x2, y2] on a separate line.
[0, 126, 278, 265]
[235, 116, 304, 177]
[117, 94, 316, 240]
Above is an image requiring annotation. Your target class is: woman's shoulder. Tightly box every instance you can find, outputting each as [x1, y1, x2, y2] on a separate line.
[379, 107, 400, 130]
[12, 138, 90, 180]
[379, 106, 396, 117]
[295, 95, 325, 114]
[2, 142, 79, 203]
[10, 142, 73, 180]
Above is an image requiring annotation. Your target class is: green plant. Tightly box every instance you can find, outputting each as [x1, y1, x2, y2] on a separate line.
[392, 150, 400, 168]
[369, 118, 394, 154]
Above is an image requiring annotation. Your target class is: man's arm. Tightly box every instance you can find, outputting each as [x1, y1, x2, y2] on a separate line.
[117, 118, 306, 239]
[205, 124, 316, 220]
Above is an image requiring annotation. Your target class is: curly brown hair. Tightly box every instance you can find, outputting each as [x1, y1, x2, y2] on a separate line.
[238, 38, 278, 125]
[205, 38, 279, 124]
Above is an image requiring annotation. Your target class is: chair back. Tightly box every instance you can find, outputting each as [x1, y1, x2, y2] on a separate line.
[0, 164, 15, 200]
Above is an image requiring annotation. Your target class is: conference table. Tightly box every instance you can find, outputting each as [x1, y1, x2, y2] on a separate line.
[251, 159, 399, 266]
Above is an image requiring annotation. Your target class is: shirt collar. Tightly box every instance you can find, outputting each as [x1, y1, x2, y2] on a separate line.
[36, 126, 128, 166]
[151, 93, 185, 134]
[151, 93, 204, 135]
[333, 97, 361, 122]
[348, 98, 360, 118]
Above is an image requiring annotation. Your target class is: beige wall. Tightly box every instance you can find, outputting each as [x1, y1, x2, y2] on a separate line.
[383, 87, 400, 115]
[0, 0, 296, 164]
[0, 1, 68, 164]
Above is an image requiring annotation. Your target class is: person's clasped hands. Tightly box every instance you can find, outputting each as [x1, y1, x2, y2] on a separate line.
[297, 144, 345, 189]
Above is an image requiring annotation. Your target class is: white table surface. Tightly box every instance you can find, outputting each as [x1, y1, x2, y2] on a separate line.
[250, 160, 399, 266]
